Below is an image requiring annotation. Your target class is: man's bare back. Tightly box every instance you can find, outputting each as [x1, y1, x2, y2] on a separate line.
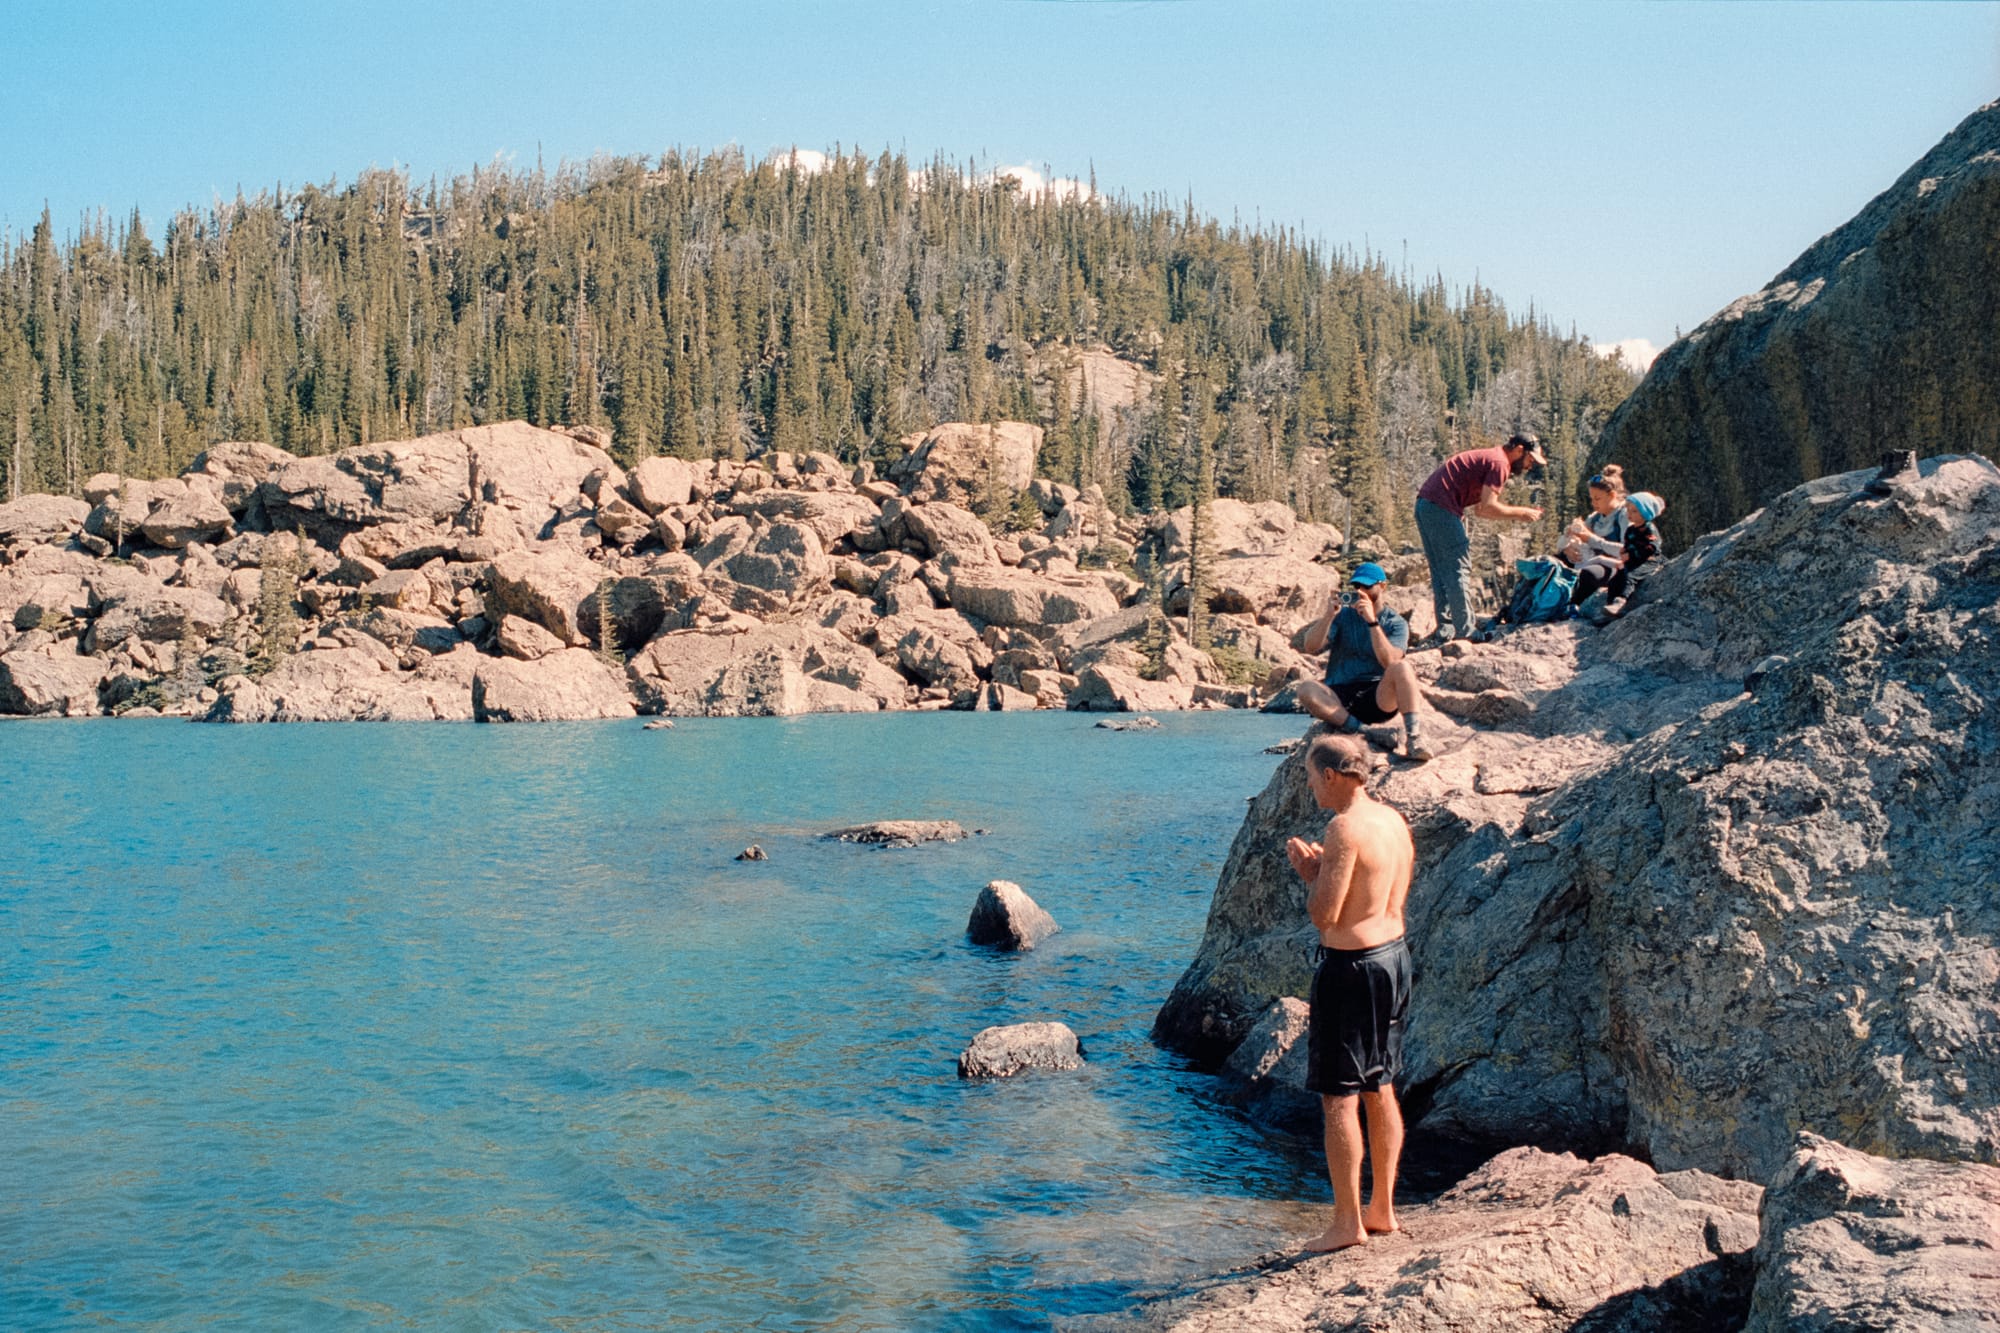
[1303, 794, 1413, 950]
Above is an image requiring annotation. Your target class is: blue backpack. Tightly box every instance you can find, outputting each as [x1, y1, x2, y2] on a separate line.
[1505, 558, 1578, 624]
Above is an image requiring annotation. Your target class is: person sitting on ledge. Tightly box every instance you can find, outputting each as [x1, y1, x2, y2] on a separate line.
[1293, 562, 1433, 762]
[1559, 464, 1630, 567]
[1573, 490, 1666, 623]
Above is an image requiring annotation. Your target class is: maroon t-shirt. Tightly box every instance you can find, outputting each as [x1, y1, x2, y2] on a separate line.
[1417, 447, 1512, 517]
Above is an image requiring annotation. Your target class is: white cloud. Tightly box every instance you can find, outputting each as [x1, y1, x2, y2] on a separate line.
[990, 163, 1093, 203]
[1593, 337, 1660, 371]
[768, 147, 832, 176]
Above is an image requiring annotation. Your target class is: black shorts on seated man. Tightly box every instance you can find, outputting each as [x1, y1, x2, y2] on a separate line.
[1292, 562, 1432, 762]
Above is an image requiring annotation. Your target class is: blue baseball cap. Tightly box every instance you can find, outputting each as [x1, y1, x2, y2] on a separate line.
[1348, 562, 1388, 587]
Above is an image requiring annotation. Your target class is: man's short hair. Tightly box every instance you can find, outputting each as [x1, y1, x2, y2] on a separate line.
[1306, 733, 1372, 781]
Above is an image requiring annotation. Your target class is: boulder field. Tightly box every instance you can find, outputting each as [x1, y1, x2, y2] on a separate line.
[0, 419, 1369, 722]
[1138, 456, 2000, 1330]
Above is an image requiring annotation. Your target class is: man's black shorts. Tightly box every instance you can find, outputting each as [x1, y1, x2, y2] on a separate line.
[1306, 938, 1413, 1095]
[1330, 677, 1398, 725]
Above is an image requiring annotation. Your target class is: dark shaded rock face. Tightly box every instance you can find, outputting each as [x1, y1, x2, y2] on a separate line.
[1590, 99, 2000, 550]
[1157, 457, 2000, 1183]
[1745, 1134, 2000, 1332]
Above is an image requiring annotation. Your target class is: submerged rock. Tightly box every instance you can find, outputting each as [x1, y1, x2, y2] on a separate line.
[966, 880, 1059, 951]
[957, 1021, 1083, 1079]
[822, 819, 970, 848]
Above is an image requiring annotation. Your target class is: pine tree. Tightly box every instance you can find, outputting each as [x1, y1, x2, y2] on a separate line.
[594, 579, 620, 667]
[255, 533, 301, 671]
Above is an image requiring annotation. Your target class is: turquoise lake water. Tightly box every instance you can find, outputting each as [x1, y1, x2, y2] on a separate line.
[1, 712, 1328, 1331]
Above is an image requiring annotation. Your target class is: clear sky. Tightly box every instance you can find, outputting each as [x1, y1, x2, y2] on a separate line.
[4, 1, 1996, 363]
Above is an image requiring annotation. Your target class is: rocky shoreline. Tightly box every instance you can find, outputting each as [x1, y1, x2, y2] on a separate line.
[0, 419, 1397, 723]
[1131, 455, 2000, 1330]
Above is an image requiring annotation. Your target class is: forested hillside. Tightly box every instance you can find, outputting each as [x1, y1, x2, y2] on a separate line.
[0, 149, 1637, 542]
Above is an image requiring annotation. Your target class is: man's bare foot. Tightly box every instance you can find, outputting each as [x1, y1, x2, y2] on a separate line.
[1363, 1201, 1399, 1234]
[1303, 1222, 1368, 1253]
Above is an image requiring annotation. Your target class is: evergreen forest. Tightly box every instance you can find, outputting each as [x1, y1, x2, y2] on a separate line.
[0, 148, 1641, 544]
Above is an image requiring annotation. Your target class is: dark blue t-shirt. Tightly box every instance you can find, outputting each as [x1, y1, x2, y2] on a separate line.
[1323, 604, 1409, 687]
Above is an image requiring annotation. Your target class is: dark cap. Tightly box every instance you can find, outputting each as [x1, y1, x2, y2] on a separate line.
[1506, 431, 1547, 476]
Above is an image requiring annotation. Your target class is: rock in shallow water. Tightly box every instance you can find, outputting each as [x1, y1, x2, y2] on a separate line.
[966, 880, 1059, 951]
[957, 1022, 1084, 1079]
[822, 819, 970, 848]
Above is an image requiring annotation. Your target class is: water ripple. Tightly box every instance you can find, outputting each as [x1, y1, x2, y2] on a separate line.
[2, 712, 1318, 1329]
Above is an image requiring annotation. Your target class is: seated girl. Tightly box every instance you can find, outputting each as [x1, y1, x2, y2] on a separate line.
[1560, 465, 1629, 567]
[1573, 490, 1665, 621]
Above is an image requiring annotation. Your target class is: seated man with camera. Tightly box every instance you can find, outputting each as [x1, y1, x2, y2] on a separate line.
[1293, 563, 1432, 763]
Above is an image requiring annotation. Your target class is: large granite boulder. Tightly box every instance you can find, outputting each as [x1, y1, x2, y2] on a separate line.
[1196, 553, 1345, 626]
[726, 489, 880, 547]
[1745, 1133, 2000, 1332]
[890, 421, 1041, 506]
[138, 479, 234, 549]
[625, 455, 696, 514]
[1067, 664, 1193, 712]
[481, 548, 604, 644]
[878, 610, 986, 694]
[86, 586, 231, 651]
[721, 520, 831, 603]
[900, 501, 998, 567]
[1589, 99, 2000, 549]
[1158, 456, 2000, 1183]
[0, 494, 90, 548]
[0, 641, 107, 715]
[1125, 1148, 1761, 1333]
[627, 622, 906, 716]
[946, 566, 1119, 628]
[1161, 497, 1341, 563]
[205, 642, 476, 722]
[471, 648, 635, 722]
[186, 440, 297, 513]
[252, 421, 612, 542]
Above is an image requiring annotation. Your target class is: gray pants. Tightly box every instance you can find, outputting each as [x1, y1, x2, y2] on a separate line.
[1415, 498, 1472, 640]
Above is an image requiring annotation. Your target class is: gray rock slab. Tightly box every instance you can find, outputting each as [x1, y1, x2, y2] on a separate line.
[1745, 1133, 2000, 1332]
[957, 1021, 1083, 1079]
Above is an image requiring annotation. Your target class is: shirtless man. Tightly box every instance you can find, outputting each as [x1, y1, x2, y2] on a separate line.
[1285, 733, 1416, 1253]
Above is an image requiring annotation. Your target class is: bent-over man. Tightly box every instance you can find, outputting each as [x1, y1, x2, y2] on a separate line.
[1293, 561, 1432, 762]
[1413, 432, 1546, 646]
[1286, 733, 1416, 1253]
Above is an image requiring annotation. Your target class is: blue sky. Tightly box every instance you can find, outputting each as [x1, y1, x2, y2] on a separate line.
[4, 1, 1996, 362]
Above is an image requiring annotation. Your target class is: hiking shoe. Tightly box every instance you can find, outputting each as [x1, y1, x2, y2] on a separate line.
[1405, 737, 1434, 763]
[1409, 630, 1456, 653]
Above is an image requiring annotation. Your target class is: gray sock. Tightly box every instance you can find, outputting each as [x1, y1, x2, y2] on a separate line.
[1404, 715, 1423, 741]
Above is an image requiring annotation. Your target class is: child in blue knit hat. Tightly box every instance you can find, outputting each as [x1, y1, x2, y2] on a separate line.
[1574, 491, 1666, 623]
